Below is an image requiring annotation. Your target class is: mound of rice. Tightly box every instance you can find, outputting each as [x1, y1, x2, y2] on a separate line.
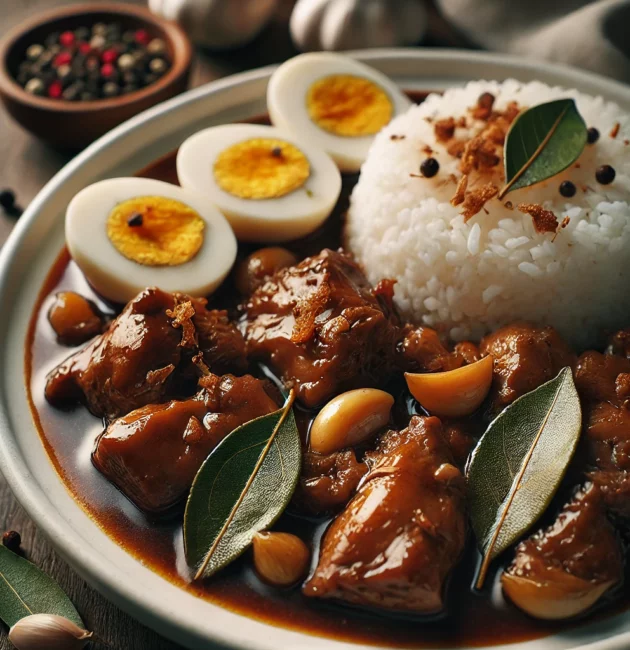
[346, 80, 630, 348]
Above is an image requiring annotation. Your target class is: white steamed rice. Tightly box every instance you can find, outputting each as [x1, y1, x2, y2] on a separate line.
[346, 79, 630, 348]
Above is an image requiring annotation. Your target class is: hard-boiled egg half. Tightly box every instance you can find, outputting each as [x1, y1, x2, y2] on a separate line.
[66, 177, 237, 303]
[176, 124, 341, 242]
[267, 52, 412, 172]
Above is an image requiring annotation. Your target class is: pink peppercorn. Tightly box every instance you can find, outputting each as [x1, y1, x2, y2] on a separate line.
[53, 51, 72, 68]
[101, 48, 118, 64]
[59, 31, 75, 48]
[101, 63, 115, 78]
[48, 81, 63, 99]
[78, 42, 92, 55]
[134, 29, 150, 45]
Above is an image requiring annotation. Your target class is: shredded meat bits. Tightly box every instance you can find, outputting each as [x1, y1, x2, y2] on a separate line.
[434, 117, 456, 142]
[461, 184, 499, 221]
[518, 203, 559, 234]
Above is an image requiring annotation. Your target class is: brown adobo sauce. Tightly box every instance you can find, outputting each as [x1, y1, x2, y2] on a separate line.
[25, 94, 630, 648]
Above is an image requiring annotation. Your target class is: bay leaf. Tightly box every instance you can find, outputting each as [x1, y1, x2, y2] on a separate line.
[0, 545, 83, 628]
[467, 367, 581, 588]
[499, 99, 587, 198]
[184, 391, 301, 580]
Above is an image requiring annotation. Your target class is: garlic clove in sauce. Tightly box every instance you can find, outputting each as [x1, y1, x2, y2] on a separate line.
[9, 614, 92, 650]
[405, 355, 494, 418]
[252, 532, 310, 587]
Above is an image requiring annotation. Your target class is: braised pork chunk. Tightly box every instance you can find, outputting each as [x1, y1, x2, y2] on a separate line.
[241, 249, 399, 408]
[92, 374, 278, 514]
[45, 288, 246, 419]
[480, 322, 576, 408]
[295, 449, 368, 515]
[502, 483, 622, 620]
[304, 416, 466, 613]
[575, 350, 630, 518]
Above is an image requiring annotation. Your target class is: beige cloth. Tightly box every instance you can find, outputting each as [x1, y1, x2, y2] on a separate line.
[436, 0, 630, 82]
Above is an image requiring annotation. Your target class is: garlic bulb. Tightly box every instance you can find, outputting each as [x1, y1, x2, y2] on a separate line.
[9, 614, 92, 650]
[290, 0, 428, 52]
[149, 0, 280, 49]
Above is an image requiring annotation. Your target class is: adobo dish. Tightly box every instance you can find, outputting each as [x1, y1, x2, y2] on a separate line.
[26, 53, 630, 647]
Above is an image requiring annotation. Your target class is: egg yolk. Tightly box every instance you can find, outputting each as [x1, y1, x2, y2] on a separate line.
[306, 74, 393, 137]
[106, 196, 205, 266]
[213, 138, 310, 200]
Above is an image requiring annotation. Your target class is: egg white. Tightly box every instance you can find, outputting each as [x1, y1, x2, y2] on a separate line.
[66, 177, 237, 304]
[267, 52, 412, 172]
[176, 124, 342, 243]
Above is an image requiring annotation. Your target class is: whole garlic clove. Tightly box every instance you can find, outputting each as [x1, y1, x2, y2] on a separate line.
[252, 532, 310, 587]
[501, 572, 616, 620]
[405, 355, 494, 418]
[9, 614, 92, 650]
[309, 388, 394, 455]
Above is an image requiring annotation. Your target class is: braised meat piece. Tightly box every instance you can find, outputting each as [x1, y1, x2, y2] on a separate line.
[480, 322, 576, 408]
[92, 374, 278, 513]
[397, 325, 479, 373]
[45, 288, 247, 419]
[502, 483, 622, 620]
[575, 351, 630, 518]
[295, 449, 368, 515]
[442, 419, 478, 468]
[241, 249, 399, 408]
[304, 416, 466, 614]
[193, 306, 248, 376]
[48, 291, 106, 346]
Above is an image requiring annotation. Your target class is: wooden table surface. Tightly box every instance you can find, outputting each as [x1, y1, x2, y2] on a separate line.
[0, 2, 462, 648]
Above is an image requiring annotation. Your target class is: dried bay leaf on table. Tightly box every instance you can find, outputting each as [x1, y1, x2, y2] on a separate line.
[499, 98, 587, 198]
[0, 545, 83, 628]
[467, 367, 581, 588]
[184, 391, 301, 580]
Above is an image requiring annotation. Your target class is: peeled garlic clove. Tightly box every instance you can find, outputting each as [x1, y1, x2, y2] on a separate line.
[309, 388, 394, 454]
[9, 614, 92, 650]
[252, 532, 310, 587]
[501, 571, 615, 620]
[405, 355, 493, 418]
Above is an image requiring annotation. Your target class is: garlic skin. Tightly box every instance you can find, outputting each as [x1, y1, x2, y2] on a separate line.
[149, 0, 280, 49]
[290, 0, 428, 52]
[9, 614, 92, 650]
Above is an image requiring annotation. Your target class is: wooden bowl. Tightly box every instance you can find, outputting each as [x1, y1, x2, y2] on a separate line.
[0, 3, 193, 149]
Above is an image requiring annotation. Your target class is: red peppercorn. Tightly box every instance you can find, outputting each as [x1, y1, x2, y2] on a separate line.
[48, 81, 63, 99]
[78, 41, 92, 55]
[53, 51, 72, 68]
[134, 29, 150, 45]
[101, 48, 119, 64]
[101, 63, 115, 78]
[59, 31, 75, 48]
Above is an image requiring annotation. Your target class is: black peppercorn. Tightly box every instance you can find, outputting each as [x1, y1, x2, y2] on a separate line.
[420, 157, 440, 178]
[0, 190, 16, 210]
[2, 530, 21, 553]
[559, 180, 577, 198]
[271, 147, 282, 157]
[127, 212, 144, 227]
[595, 164, 616, 185]
[587, 127, 600, 144]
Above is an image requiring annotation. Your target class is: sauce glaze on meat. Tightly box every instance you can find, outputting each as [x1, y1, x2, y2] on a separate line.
[26, 139, 630, 648]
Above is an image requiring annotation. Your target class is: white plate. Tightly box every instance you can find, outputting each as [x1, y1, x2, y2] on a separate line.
[1, 49, 630, 650]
